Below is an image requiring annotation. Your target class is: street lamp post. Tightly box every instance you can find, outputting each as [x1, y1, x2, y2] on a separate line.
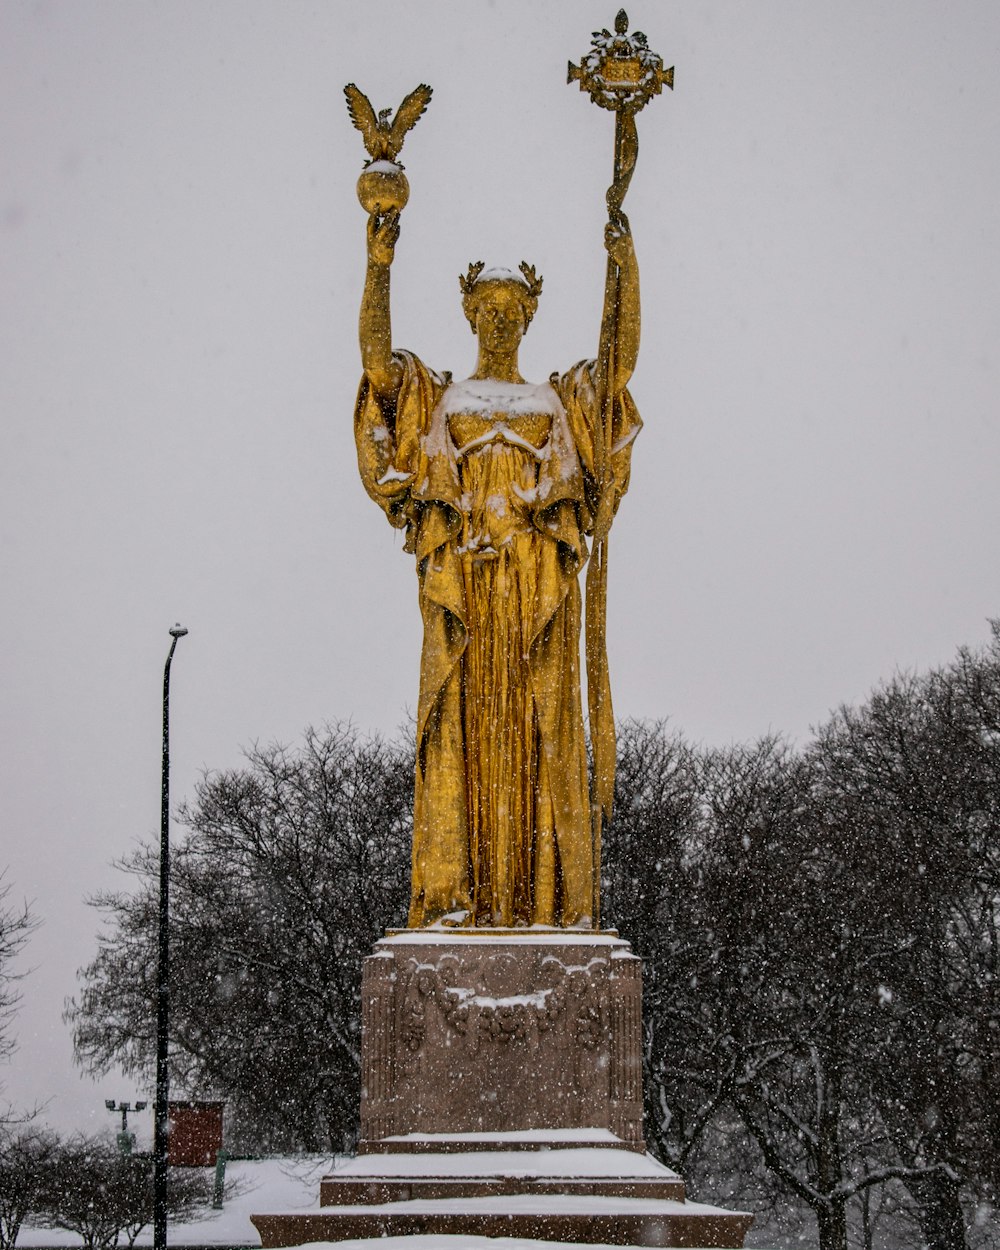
[154, 625, 187, 1250]
[106, 1099, 147, 1156]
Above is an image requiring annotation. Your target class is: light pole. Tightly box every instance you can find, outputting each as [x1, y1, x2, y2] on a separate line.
[155, 625, 187, 1250]
[105, 1099, 147, 1156]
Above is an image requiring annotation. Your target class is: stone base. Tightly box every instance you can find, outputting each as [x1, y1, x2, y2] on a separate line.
[252, 931, 752, 1247]
[252, 1132, 752, 1247]
[360, 930, 646, 1144]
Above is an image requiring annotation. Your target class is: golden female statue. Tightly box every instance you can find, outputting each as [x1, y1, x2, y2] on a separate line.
[350, 18, 667, 927]
[355, 212, 640, 929]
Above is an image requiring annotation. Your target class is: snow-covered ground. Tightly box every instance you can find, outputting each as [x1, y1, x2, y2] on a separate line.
[15, 1156, 746, 1249]
[16, 1157, 320, 1247]
[299, 1241, 722, 1250]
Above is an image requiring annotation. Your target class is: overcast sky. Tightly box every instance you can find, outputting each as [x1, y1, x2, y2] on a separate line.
[2, 0, 999, 1137]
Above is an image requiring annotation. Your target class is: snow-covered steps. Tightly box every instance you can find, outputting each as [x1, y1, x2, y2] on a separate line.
[319, 1143, 686, 1204]
[251, 1137, 752, 1248]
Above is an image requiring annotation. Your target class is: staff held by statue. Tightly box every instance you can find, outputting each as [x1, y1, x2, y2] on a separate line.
[568, 11, 672, 927]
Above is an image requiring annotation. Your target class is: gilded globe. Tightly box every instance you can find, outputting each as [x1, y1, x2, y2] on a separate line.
[357, 162, 409, 215]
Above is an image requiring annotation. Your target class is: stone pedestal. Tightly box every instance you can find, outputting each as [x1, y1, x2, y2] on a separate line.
[360, 930, 645, 1145]
[252, 931, 753, 1248]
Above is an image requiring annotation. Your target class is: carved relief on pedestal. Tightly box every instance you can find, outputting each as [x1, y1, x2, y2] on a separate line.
[397, 951, 607, 1060]
[359, 934, 645, 1143]
[360, 951, 398, 1140]
[609, 949, 644, 1141]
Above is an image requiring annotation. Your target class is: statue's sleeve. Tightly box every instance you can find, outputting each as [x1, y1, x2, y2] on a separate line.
[553, 360, 642, 531]
[354, 350, 446, 543]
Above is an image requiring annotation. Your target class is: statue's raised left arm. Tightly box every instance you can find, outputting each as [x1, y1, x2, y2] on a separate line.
[599, 215, 640, 395]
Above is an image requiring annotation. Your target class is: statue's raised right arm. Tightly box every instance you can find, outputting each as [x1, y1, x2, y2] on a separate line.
[359, 209, 404, 403]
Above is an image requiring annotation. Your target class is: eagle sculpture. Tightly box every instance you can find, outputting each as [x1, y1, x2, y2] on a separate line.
[344, 83, 433, 165]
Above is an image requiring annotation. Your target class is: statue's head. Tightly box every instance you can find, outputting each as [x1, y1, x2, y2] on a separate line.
[459, 262, 544, 338]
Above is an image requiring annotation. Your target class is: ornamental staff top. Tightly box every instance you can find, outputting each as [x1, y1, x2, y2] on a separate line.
[567, 10, 672, 928]
[568, 9, 673, 114]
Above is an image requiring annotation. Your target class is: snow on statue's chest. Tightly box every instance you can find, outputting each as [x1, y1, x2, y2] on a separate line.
[441, 378, 560, 459]
[438, 379, 563, 555]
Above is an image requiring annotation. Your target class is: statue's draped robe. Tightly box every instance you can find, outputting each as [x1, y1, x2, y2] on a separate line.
[355, 351, 640, 927]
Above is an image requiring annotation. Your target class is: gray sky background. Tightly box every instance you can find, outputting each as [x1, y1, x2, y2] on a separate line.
[2, 0, 999, 1137]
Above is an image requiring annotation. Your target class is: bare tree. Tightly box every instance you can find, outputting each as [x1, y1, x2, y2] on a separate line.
[0, 872, 38, 1079]
[33, 1135, 215, 1249]
[811, 634, 1000, 1250]
[67, 723, 412, 1152]
[605, 705, 995, 1250]
[0, 1126, 58, 1249]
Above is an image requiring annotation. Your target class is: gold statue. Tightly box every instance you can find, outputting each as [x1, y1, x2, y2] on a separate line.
[349, 13, 669, 929]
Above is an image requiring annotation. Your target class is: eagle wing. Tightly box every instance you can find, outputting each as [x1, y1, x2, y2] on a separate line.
[387, 84, 433, 160]
[344, 83, 380, 158]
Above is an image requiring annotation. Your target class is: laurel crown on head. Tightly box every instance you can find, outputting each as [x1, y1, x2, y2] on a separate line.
[459, 261, 544, 330]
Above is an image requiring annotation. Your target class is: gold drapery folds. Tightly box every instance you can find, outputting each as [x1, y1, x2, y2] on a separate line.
[355, 354, 640, 927]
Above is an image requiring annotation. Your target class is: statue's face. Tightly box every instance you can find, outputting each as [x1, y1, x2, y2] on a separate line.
[473, 283, 528, 353]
